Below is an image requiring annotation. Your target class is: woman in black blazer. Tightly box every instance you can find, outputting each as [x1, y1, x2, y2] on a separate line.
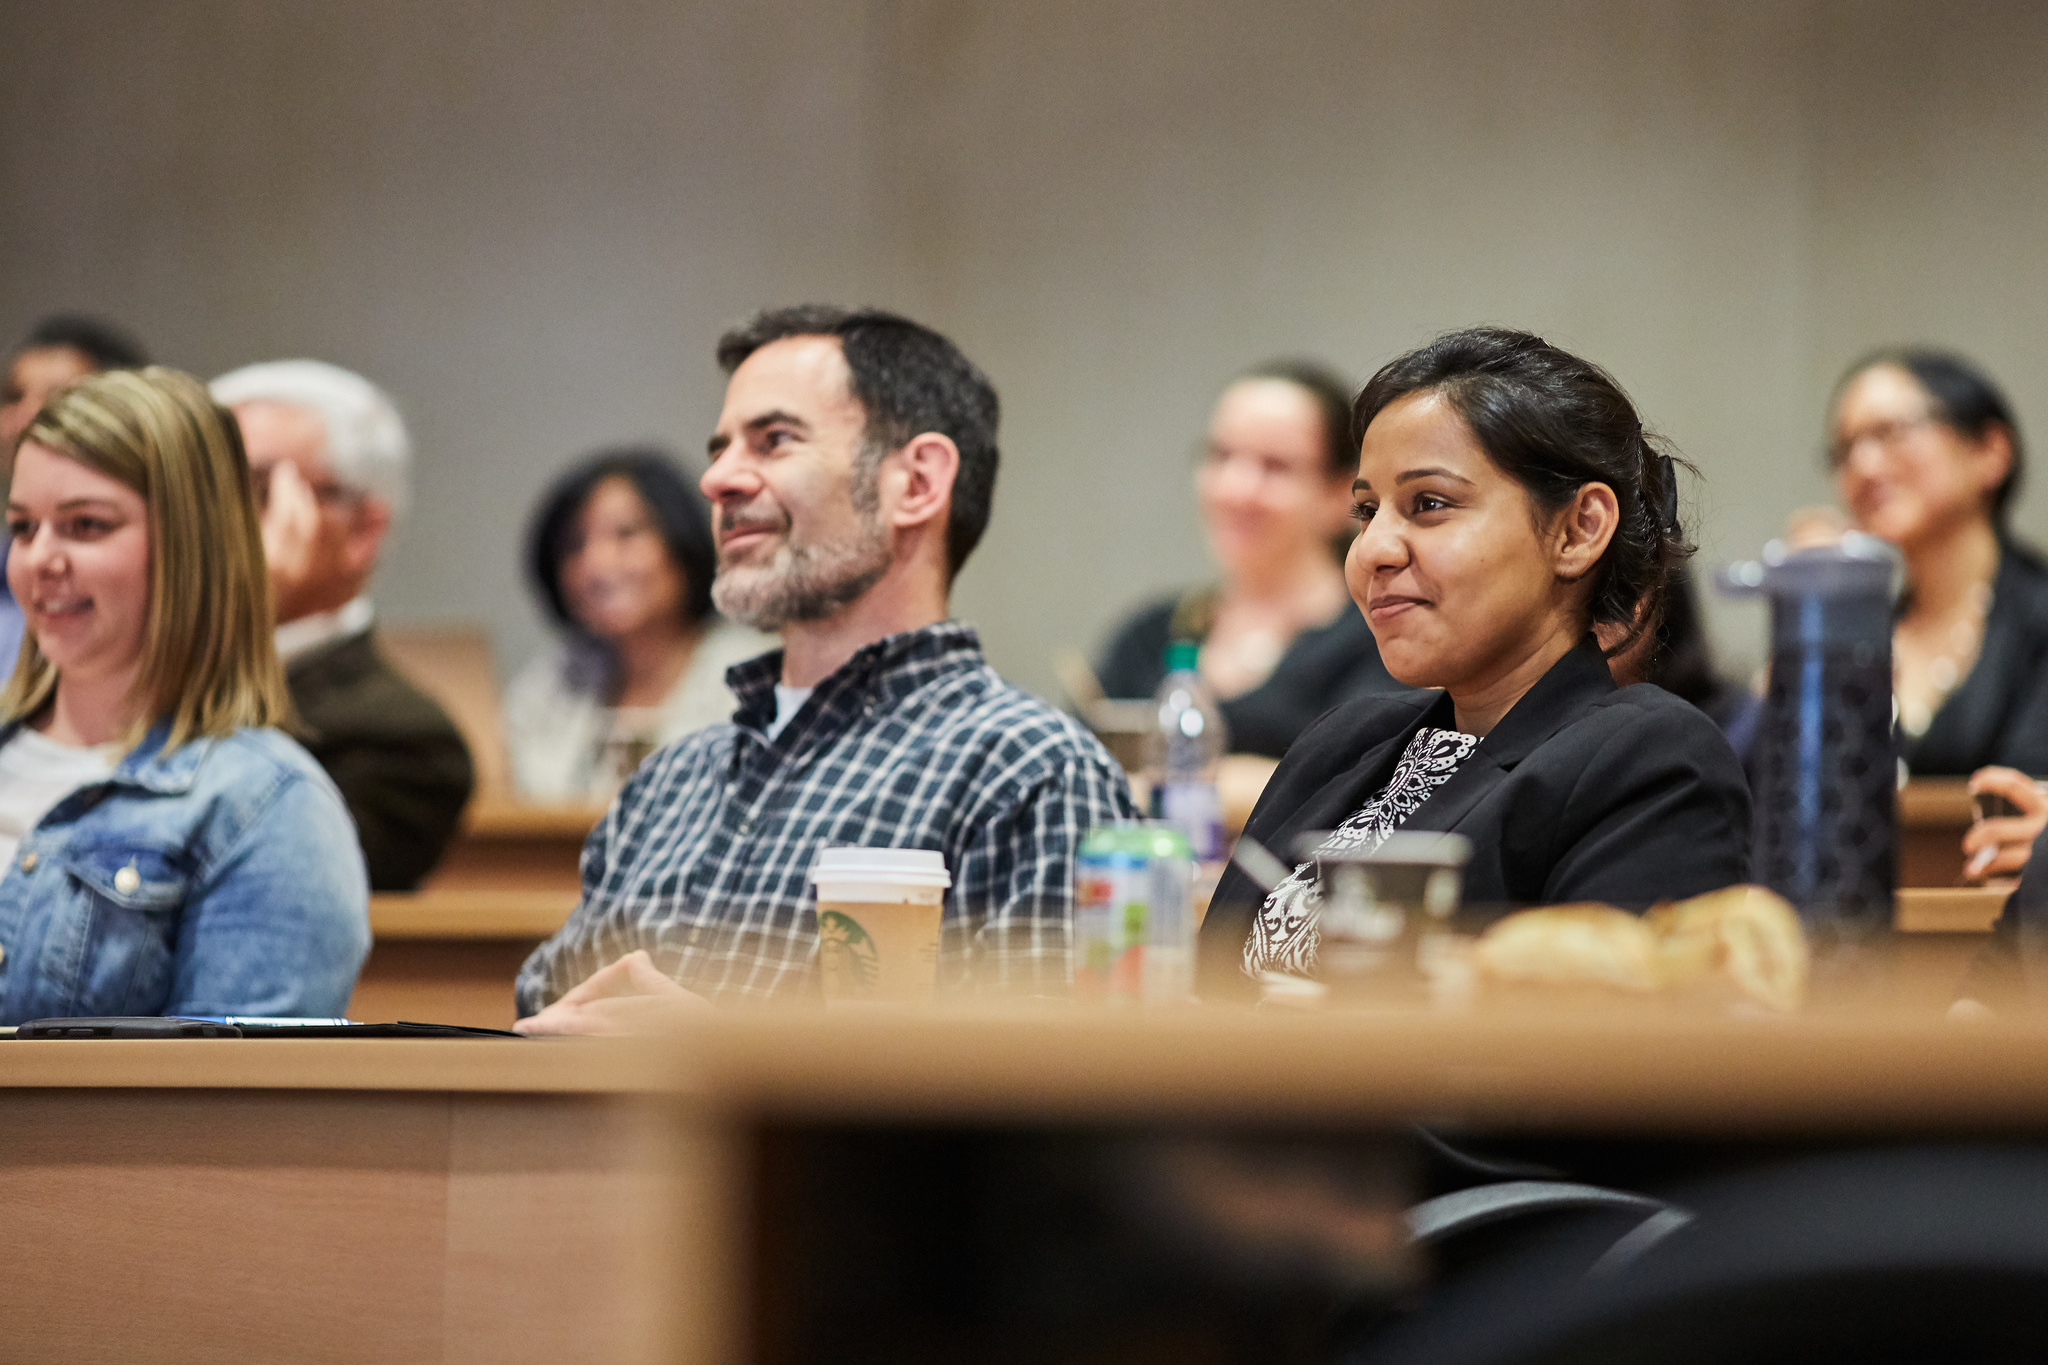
[1202, 327, 1751, 990]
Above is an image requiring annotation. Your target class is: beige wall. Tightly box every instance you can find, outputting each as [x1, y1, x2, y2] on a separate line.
[5, 0, 2045, 696]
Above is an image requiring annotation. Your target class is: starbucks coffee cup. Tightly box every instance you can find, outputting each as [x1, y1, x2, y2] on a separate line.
[811, 847, 952, 1005]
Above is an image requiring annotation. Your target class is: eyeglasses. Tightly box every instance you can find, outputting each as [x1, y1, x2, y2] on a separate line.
[1828, 412, 1940, 468]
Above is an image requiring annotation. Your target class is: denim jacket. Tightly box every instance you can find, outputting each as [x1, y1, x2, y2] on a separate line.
[0, 720, 371, 1023]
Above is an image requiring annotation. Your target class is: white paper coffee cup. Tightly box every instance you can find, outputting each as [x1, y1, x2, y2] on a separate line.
[811, 847, 952, 1005]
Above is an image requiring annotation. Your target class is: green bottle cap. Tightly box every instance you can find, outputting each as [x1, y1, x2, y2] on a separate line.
[1164, 639, 1200, 673]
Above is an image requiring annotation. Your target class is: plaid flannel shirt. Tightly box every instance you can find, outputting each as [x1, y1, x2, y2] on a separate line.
[515, 622, 1138, 1008]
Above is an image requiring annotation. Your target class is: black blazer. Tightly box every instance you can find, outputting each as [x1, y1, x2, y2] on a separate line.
[1199, 636, 1752, 994]
[1904, 539, 2048, 778]
[1096, 590, 1409, 758]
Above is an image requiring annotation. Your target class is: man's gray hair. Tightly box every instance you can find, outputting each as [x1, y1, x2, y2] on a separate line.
[210, 359, 411, 517]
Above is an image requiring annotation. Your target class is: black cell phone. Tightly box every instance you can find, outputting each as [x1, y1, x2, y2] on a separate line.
[1975, 793, 2023, 823]
[14, 1017, 242, 1039]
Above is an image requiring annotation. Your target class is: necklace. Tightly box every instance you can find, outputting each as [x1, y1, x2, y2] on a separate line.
[1896, 580, 1992, 738]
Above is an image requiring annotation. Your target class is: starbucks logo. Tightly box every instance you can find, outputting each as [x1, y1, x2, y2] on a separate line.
[818, 911, 880, 995]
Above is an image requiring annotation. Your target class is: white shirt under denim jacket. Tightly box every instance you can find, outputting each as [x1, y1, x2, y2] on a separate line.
[0, 718, 371, 1023]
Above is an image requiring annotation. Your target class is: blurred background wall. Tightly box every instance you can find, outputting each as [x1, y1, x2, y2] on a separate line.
[5, 0, 2046, 694]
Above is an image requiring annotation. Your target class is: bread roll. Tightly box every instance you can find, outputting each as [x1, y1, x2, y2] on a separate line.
[1473, 905, 1662, 993]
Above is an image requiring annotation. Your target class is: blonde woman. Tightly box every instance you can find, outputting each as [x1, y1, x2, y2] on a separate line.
[0, 368, 369, 1021]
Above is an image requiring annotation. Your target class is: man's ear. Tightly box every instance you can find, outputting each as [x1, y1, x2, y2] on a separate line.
[881, 432, 960, 532]
[1554, 481, 1619, 583]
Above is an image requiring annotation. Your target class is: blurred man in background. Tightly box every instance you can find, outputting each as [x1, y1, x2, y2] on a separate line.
[211, 360, 474, 891]
[0, 314, 151, 674]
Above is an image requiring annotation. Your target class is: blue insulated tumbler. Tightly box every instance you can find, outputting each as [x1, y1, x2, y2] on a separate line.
[1723, 533, 1900, 938]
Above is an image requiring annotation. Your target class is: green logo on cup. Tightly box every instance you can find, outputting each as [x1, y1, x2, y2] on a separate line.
[818, 910, 880, 995]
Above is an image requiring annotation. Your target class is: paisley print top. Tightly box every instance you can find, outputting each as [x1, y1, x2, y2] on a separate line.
[1244, 725, 1478, 978]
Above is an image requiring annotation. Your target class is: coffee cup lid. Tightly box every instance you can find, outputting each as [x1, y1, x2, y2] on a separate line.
[810, 846, 953, 888]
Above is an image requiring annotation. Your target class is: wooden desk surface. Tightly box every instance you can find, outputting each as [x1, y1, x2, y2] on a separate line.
[660, 1000, 2048, 1135]
[370, 889, 578, 939]
[0, 1037, 667, 1092]
[1901, 777, 1975, 825]
[8, 998, 2048, 1130]
[459, 795, 608, 839]
[1896, 884, 2006, 932]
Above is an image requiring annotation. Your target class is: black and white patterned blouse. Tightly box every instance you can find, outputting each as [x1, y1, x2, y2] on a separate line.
[1245, 725, 1479, 977]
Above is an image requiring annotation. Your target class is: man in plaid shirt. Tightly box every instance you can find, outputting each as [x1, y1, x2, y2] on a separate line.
[515, 307, 1137, 1030]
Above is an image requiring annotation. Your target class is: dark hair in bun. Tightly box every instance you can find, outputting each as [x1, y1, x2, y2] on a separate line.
[1352, 326, 1691, 656]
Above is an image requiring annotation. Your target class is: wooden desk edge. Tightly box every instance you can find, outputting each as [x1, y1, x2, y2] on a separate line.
[1896, 886, 2005, 934]
[1900, 778, 1976, 824]
[657, 1007, 2048, 1132]
[459, 797, 608, 839]
[369, 890, 576, 939]
[0, 1037, 682, 1093]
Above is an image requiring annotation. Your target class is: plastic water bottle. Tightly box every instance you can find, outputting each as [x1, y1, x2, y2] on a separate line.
[1149, 640, 1227, 862]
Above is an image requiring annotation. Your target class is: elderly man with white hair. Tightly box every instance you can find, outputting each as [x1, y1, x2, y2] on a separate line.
[211, 360, 474, 891]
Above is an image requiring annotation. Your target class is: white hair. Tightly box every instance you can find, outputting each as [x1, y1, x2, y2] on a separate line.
[210, 359, 411, 517]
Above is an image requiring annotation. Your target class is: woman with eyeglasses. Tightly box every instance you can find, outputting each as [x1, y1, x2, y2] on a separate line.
[1813, 352, 2048, 878]
[1094, 362, 1408, 763]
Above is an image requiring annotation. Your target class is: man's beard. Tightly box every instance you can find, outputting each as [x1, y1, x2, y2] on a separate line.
[711, 506, 893, 631]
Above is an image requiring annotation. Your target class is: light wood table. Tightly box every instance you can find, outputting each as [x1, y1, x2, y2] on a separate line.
[13, 994, 2048, 1363]
[654, 1000, 2048, 1362]
[0, 1039, 685, 1364]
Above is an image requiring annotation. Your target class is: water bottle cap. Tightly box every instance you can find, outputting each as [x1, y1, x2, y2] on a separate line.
[1163, 639, 1200, 673]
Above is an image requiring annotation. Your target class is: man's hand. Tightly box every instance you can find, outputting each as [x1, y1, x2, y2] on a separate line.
[260, 458, 324, 620]
[1963, 766, 2048, 882]
[512, 950, 712, 1036]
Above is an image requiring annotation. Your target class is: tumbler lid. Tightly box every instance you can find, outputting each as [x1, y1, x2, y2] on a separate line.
[1717, 531, 1900, 601]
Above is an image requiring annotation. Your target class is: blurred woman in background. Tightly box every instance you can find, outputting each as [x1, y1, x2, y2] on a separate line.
[1200, 328, 1750, 990]
[0, 368, 368, 1021]
[1095, 361, 1405, 759]
[504, 447, 769, 801]
[1805, 351, 2048, 879]
[1821, 350, 2048, 774]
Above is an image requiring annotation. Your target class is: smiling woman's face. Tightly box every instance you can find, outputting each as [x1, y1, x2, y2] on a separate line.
[1345, 391, 1584, 698]
[5, 440, 152, 690]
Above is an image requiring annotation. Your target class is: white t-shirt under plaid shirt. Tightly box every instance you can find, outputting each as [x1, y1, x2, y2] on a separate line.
[515, 622, 1140, 1008]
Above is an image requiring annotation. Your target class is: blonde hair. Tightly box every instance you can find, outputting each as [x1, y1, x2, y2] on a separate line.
[4, 367, 291, 749]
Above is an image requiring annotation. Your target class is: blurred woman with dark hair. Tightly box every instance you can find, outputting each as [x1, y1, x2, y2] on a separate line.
[503, 448, 770, 801]
[1096, 361, 1406, 760]
[1793, 351, 2048, 879]
[1820, 350, 2046, 772]
[1200, 328, 1750, 990]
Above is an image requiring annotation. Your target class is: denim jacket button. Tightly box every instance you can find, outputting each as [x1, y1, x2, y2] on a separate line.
[115, 865, 141, 895]
[17, 853, 33, 874]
